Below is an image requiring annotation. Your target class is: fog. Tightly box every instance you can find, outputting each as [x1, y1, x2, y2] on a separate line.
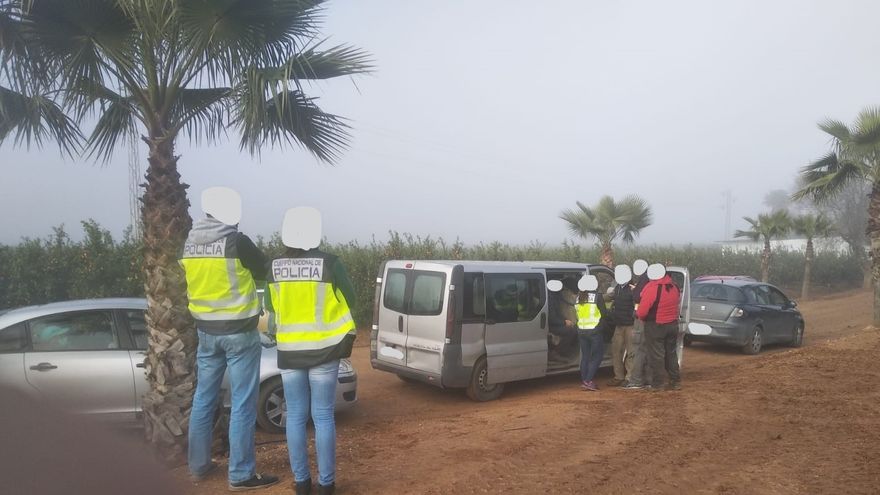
[2, 0, 879, 247]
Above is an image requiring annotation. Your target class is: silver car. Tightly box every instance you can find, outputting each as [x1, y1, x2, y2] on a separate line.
[0, 298, 357, 433]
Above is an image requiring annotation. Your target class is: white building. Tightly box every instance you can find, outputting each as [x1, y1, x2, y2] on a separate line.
[717, 236, 851, 255]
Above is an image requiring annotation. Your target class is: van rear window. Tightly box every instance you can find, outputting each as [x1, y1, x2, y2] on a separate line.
[382, 269, 447, 316]
[410, 273, 446, 316]
[383, 271, 407, 313]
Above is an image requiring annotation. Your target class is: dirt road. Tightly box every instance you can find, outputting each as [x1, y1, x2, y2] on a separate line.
[181, 289, 880, 494]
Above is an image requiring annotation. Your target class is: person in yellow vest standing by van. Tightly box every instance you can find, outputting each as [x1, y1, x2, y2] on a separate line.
[180, 187, 279, 491]
[576, 274, 608, 391]
[266, 207, 357, 495]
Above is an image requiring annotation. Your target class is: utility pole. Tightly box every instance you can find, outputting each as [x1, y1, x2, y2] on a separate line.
[129, 133, 142, 240]
[721, 190, 734, 240]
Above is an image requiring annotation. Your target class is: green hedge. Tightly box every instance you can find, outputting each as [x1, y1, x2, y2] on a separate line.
[1, 226, 862, 327]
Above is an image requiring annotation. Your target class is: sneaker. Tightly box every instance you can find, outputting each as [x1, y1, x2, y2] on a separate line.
[190, 462, 218, 483]
[581, 380, 598, 391]
[229, 473, 280, 492]
[666, 381, 682, 391]
[607, 378, 625, 387]
[622, 382, 645, 390]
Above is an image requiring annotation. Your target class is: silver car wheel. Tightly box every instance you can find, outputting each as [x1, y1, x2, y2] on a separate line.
[751, 329, 762, 353]
[265, 386, 286, 429]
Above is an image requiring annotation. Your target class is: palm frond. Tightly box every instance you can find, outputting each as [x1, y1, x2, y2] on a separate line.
[0, 85, 83, 156]
[274, 42, 372, 84]
[175, 0, 324, 79]
[235, 87, 349, 162]
[168, 87, 231, 145]
[85, 94, 138, 161]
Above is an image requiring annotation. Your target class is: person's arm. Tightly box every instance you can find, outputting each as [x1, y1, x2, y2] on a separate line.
[596, 293, 608, 318]
[333, 259, 357, 310]
[237, 234, 269, 280]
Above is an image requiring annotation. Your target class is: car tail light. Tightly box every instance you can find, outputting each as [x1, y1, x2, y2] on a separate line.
[445, 288, 456, 341]
[729, 307, 745, 318]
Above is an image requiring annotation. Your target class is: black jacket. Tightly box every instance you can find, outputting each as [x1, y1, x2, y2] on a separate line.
[611, 284, 635, 326]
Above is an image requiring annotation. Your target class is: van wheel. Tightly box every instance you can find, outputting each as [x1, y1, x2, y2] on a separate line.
[741, 326, 763, 355]
[466, 357, 504, 401]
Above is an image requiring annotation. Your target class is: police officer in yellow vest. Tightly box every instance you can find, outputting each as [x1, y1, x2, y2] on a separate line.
[575, 274, 608, 392]
[180, 187, 279, 491]
[265, 207, 356, 495]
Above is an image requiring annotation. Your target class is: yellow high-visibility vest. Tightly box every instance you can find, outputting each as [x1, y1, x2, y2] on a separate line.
[179, 235, 260, 321]
[575, 293, 602, 330]
[268, 253, 355, 353]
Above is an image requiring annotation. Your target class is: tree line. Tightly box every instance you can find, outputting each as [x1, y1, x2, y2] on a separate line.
[0, 224, 863, 326]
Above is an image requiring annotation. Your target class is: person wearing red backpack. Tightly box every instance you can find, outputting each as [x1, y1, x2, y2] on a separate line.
[635, 263, 682, 391]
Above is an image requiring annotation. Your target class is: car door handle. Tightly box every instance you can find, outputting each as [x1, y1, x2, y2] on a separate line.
[540, 313, 547, 329]
[136, 362, 146, 369]
[398, 315, 404, 333]
[30, 362, 58, 371]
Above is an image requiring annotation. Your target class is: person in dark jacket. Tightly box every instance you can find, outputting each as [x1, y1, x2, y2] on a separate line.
[181, 187, 278, 491]
[608, 264, 635, 387]
[623, 260, 650, 390]
[636, 264, 682, 391]
[548, 277, 579, 358]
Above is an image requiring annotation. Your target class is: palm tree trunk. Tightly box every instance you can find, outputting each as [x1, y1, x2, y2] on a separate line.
[801, 238, 813, 300]
[868, 180, 880, 327]
[601, 242, 614, 267]
[761, 238, 771, 283]
[139, 134, 197, 463]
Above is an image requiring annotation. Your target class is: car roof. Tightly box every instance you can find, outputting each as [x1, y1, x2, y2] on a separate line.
[0, 298, 147, 328]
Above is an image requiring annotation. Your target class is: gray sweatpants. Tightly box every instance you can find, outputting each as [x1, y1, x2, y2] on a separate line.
[628, 319, 649, 386]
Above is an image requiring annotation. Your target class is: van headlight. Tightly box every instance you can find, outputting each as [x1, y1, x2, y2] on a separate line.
[729, 307, 745, 318]
[339, 358, 354, 373]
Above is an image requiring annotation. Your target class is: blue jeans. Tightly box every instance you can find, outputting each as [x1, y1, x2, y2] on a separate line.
[579, 330, 605, 383]
[188, 329, 261, 483]
[283, 360, 340, 486]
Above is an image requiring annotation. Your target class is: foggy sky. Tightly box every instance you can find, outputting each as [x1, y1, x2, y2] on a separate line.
[2, 0, 880, 247]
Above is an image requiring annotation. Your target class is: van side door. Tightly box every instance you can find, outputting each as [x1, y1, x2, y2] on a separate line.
[484, 272, 547, 384]
[375, 264, 410, 367]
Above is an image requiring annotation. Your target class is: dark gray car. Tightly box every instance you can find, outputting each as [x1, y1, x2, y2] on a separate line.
[685, 280, 804, 354]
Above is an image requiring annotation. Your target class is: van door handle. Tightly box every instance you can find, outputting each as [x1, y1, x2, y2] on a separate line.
[30, 362, 58, 371]
[398, 315, 404, 332]
[540, 313, 546, 329]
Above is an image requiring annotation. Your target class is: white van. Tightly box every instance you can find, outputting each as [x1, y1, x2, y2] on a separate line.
[370, 260, 691, 400]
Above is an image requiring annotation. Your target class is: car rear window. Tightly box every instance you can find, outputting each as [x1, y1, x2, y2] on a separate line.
[692, 283, 745, 303]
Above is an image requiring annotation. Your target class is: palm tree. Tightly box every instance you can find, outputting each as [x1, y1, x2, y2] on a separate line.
[734, 210, 791, 283]
[794, 107, 880, 325]
[791, 213, 834, 300]
[559, 195, 652, 267]
[0, 0, 369, 461]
